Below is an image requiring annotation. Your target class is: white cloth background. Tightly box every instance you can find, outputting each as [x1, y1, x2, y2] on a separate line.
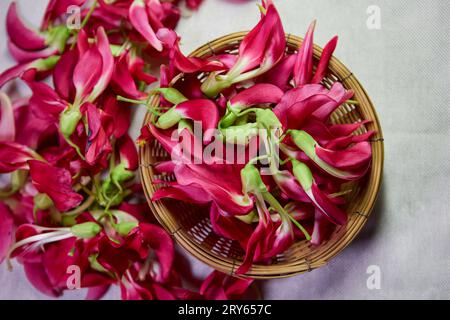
[0, 0, 449, 299]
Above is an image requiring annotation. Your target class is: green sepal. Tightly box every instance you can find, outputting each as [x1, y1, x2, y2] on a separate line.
[153, 88, 188, 105]
[45, 25, 70, 53]
[291, 159, 314, 191]
[155, 107, 182, 129]
[71, 222, 102, 239]
[34, 193, 53, 211]
[115, 221, 139, 236]
[241, 163, 268, 195]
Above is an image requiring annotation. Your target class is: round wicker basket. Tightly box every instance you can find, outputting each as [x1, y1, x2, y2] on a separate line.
[139, 32, 384, 279]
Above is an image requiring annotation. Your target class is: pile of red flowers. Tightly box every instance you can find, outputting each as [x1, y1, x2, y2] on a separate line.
[139, 0, 375, 275]
[0, 0, 253, 300]
[0, 0, 375, 299]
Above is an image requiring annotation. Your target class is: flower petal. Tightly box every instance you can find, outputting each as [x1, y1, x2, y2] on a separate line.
[0, 141, 35, 173]
[293, 20, 315, 87]
[28, 160, 83, 212]
[311, 36, 338, 84]
[6, 2, 46, 51]
[129, 0, 163, 52]
[0, 92, 15, 142]
[0, 202, 14, 263]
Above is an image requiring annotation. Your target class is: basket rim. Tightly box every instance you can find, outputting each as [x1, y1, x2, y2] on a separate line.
[139, 31, 384, 279]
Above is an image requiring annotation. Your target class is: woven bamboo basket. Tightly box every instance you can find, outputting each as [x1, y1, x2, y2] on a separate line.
[139, 32, 384, 279]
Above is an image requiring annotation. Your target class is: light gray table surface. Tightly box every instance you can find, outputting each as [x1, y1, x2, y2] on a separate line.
[0, 0, 449, 300]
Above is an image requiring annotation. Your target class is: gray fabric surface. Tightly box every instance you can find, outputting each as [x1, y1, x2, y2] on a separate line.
[0, 0, 449, 299]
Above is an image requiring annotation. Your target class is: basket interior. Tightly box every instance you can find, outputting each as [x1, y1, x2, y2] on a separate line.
[139, 33, 383, 278]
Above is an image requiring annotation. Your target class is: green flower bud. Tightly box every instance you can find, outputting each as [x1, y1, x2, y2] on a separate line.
[71, 222, 102, 239]
[153, 88, 188, 105]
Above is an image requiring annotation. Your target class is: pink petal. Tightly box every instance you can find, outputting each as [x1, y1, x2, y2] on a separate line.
[73, 48, 103, 103]
[294, 21, 316, 87]
[273, 170, 310, 203]
[28, 160, 83, 212]
[316, 141, 372, 171]
[310, 183, 347, 225]
[117, 134, 138, 171]
[103, 95, 131, 139]
[139, 223, 174, 282]
[0, 92, 15, 141]
[26, 80, 67, 120]
[200, 271, 227, 300]
[129, 0, 163, 52]
[0, 141, 35, 173]
[0, 62, 32, 88]
[83, 103, 113, 167]
[186, 0, 204, 10]
[262, 215, 294, 259]
[85, 285, 111, 300]
[312, 36, 338, 84]
[230, 83, 284, 110]
[152, 183, 213, 205]
[0, 202, 14, 263]
[175, 99, 219, 144]
[311, 209, 333, 246]
[174, 163, 253, 215]
[24, 261, 61, 297]
[6, 2, 46, 51]
[87, 27, 114, 101]
[257, 54, 296, 91]
[210, 203, 252, 247]
[111, 52, 145, 99]
[7, 41, 56, 64]
[234, 3, 284, 74]
[53, 49, 78, 101]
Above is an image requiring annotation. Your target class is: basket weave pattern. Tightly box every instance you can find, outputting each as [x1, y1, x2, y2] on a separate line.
[139, 32, 384, 279]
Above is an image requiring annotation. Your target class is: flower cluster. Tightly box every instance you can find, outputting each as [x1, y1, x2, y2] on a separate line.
[140, 0, 376, 275]
[0, 0, 253, 300]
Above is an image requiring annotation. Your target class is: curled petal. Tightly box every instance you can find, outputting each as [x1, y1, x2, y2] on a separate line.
[139, 223, 174, 282]
[312, 36, 338, 84]
[53, 49, 78, 101]
[111, 52, 145, 99]
[316, 141, 372, 171]
[230, 83, 284, 111]
[294, 21, 315, 87]
[174, 163, 253, 215]
[28, 160, 83, 212]
[87, 27, 114, 102]
[129, 0, 163, 52]
[292, 130, 372, 180]
[152, 182, 212, 205]
[157, 99, 219, 144]
[257, 54, 296, 91]
[83, 103, 113, 167]
[73, 48, 103, 103]
[200, 271, 253, 300]
[0, 141, 35, 173]
[6, 2, 46, 51]
[7, 41, 57, 64]
[117, 134, 139, 171]
[292, 160, 347, 225]
[210, 203, 253, 248]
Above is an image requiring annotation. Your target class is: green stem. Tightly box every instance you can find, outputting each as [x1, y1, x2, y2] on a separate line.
[81, 0, 98, 29]
[117, 96, 147, 105]
[263, 192, 311, 240]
